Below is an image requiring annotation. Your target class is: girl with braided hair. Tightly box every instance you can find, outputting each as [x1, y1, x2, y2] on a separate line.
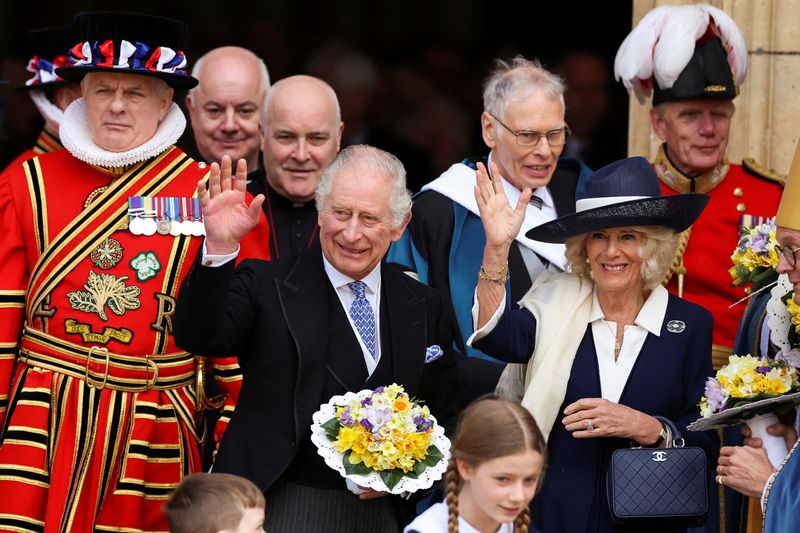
[404, 398, 545, 533]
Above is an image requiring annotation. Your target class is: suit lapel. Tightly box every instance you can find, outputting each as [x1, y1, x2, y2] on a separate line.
[377, 263, 426, 394]
[277, 247, 331, 441]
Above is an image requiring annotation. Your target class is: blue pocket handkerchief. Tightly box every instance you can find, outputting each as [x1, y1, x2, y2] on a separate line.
[425, 345, 443, 363]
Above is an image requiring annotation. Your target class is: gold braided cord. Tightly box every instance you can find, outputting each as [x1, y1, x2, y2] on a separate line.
[663, 227, 691, 287]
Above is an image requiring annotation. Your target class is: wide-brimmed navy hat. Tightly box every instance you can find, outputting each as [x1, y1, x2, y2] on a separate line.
[55, 12, 198, 90]
[18, 25, 76, 91]
[525, 156, 709, 243]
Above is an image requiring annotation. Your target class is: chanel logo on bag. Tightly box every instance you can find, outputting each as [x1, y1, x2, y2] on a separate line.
[652, 451, 667, 462]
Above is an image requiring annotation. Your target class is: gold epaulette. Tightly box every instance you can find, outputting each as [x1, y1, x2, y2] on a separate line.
[742, 157, 786, 186]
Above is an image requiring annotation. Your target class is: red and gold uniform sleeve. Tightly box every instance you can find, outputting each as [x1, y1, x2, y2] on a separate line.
[0, 169, 30, 428]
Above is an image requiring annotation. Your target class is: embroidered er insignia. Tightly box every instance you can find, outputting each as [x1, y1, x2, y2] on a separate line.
[67, 270, 141, 321]
[129, 251, 162, 281]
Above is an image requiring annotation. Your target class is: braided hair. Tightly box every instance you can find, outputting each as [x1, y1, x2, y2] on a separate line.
[445, 398, 545, 533]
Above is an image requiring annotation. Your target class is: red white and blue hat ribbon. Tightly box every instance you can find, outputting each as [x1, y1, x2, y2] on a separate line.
[25, 55, 69, 86]
[68, 39, 188, 76]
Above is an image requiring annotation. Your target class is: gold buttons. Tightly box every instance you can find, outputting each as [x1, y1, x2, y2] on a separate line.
[737, 202, 746, 212]
[733, 187, 743, 197]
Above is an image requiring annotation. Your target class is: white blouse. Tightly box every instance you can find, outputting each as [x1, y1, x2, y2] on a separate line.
[589, 284, 668, 403]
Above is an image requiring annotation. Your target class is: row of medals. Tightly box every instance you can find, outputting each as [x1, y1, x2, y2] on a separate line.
[128, 196, 205, 236]
[129, 215, 206, 236]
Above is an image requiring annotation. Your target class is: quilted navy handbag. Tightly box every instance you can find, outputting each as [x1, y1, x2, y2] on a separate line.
[606, 416, 708, 527]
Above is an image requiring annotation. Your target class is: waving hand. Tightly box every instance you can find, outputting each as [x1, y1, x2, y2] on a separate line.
[197, 156, 265, 255]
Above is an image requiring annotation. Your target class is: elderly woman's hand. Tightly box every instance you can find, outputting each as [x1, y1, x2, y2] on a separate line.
[562, 397, 664, 445]
[717, 445, 774, 499]
[474, 161, 531, 260]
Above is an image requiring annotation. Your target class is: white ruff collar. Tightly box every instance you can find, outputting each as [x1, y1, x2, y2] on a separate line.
[60, 98, 186, 167]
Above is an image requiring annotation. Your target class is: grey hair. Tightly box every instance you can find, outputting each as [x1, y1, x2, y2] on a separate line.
[483, 56, 565, 119]
[315, 144, 411, 229]
[189, 47, 270, 110]
[263, 75, 341, 132]
[565, 226, 679, 290]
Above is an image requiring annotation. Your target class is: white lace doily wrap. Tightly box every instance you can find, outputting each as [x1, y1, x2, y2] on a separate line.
[310, 391, 451, 495]
[60, 97, 186, 167]
[768, 274, 799, 359]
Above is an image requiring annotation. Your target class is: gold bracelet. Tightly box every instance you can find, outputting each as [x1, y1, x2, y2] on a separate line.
[478, 264, 509, 284]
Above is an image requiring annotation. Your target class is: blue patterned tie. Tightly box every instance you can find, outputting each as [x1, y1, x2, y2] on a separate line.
[347, 281, 377, 360]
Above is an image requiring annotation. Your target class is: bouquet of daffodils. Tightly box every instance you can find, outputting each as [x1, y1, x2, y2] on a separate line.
[729, 219, 779, 291]
[699, 355, 798, 419]
[691, 353, 800, 465]
[310, 384, 449, 494]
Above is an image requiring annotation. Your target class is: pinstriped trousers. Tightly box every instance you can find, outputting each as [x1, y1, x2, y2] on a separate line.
[265, 481, 402, 532]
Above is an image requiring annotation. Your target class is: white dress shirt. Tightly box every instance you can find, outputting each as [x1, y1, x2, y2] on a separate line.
[322, 255, 383, 376]
[589, 284, 668, 403]
[201, 243, 383, 376]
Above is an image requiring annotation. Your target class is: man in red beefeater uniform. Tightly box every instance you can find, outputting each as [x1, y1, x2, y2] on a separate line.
[0, 12, 268, 533]
[615, 4, 784, 369]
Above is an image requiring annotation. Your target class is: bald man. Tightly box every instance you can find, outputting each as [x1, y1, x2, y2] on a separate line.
[186, 46, 270, 171]
[247, 75, 344, 259]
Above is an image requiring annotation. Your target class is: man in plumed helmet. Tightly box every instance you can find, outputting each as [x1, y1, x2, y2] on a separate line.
[615, 4, 784, 369]
[1, 25, 82, 173]
[0, 12, 268, 532]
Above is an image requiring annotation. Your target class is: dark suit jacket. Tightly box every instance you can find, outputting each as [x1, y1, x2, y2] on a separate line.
[173, 245, 457, 492]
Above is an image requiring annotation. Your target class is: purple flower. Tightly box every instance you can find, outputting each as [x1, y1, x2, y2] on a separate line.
[750, 231, 769, 253]
[704, 377, 728, 413]
[339, 408, 354, 426]
[360, 419, 373, 431]
[414, 415, 433, 432]
[374, 386, 385, 393]
[756, 359, 772, 375]
[361, 397, 372, 407]
[776, 350, 800, 369]
[364, 407, 392, 434]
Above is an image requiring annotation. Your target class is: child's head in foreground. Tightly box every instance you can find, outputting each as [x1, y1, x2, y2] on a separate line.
[447, 397, 546, 533]
[164, 472, 266, 533]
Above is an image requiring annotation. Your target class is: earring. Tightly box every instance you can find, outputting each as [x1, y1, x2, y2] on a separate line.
[585, 258, 590, 263]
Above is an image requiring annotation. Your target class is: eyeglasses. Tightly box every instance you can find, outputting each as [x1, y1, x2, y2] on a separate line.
[775, 243, 800, 268]
[489, 113, 570, 148]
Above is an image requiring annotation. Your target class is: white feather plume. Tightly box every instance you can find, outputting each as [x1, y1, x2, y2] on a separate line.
[614, 3, 747, 103]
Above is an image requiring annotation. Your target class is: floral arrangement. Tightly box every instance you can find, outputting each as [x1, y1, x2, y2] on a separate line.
[729, 219, 779, 291]
[699, 355, 799, 418]
[784, 293, 800, 347]
[318, 384, 445, 491]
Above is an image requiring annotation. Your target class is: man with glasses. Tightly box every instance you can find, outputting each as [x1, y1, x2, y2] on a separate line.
[388, 56, 589, 400]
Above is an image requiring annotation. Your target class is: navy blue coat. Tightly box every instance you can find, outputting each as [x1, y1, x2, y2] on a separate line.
[473, 292, 718, 533]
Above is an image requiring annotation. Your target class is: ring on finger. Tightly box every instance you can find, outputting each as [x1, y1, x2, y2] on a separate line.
[586, 419, 595, 431]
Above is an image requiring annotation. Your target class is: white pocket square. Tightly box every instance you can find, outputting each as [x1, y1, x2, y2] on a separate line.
[425, 345, 443, 363]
